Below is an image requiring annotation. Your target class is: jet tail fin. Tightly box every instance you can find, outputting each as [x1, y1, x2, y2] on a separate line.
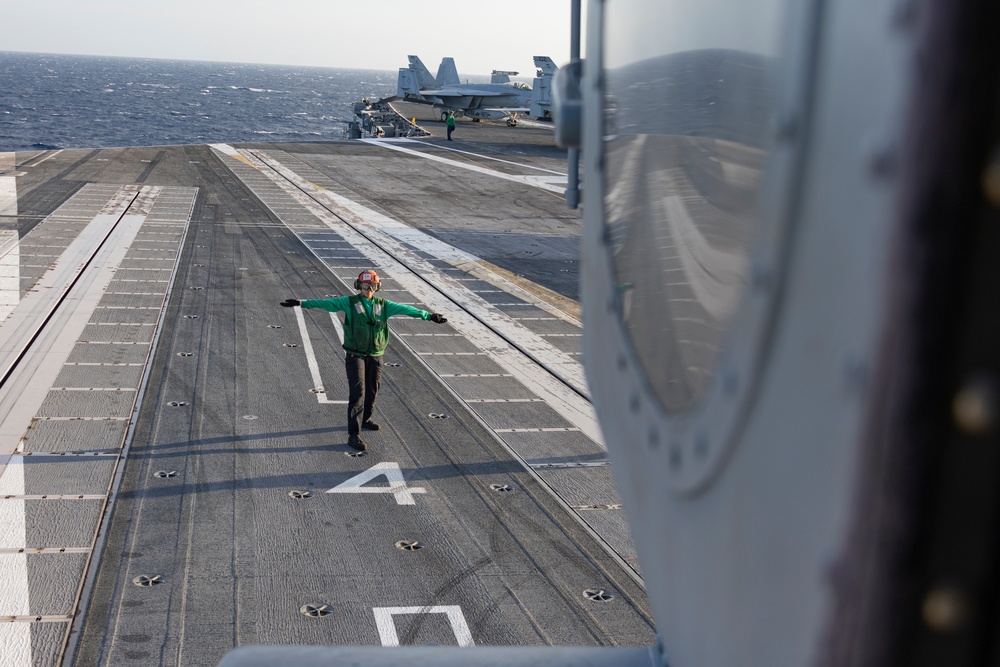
[533, 56, 559, 76]
[406, 55, 438, 89]
[397, 68, 422, 97]
[436, 58, 461, 87]
[530, 57, 558, 118]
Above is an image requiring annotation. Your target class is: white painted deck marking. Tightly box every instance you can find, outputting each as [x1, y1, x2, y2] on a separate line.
[0, 455, 30, 664]
[362, 138, 567, 194]
[0, 153, 17, 218]
[373, 605, 474, 647]
[325, 462, 426, 506]
[329, 312, 345, 344]
[0, 154, 19, 326]
[291, 306, 347, 405]
[0, 230, 20, 323]
[24, 150, 62, 167]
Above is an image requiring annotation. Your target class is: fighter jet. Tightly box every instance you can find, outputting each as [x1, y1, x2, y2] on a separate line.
[393, 55, 555, 123]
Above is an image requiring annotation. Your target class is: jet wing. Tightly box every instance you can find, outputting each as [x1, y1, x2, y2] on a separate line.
[420, 87, 519, 99]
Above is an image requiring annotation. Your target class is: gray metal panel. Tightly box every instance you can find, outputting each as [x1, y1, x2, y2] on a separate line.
[79, 323, 155, 343]
[541, 336, 582, 355]
[118, 259, 176, 269]
[572, 511, 641, 572]
[514, 318, 582, 335]
[36, 390, 136, 418]
[25, 500, 103, 547]
[417, 354, 507, 376]
[402, 337, 484, 354]
[90, 308, 162, 325]
[443, 376, 538, 400]
[22, 420, 127, 452]
[466, 401, 577, 430]
[53, 364, 145, 388]
[111, 269, 173, 282]
[498, 431, 606, 463]
[27, 623, 68, 667]
[27, 554, 89, 614]
[95, 294, 167, 309]
[472, 291, 530, 306]
[494, 303, 557, 316]
[22, 456, 116, 494]
[533, 467, 624, 507]
[67, 343, 152, 364]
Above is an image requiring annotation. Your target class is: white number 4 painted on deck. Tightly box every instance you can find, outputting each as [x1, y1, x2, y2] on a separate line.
[325, 462, 427, 505]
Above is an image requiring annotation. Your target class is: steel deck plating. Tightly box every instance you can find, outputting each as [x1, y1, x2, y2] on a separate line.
[0, 123, 654, 666]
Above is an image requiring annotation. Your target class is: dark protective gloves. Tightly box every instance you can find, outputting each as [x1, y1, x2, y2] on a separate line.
[280, 299, 301, 307]
[429, 313, 447, 323]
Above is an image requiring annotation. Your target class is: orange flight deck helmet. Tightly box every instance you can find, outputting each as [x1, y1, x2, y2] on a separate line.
[354, 269, 382, 291]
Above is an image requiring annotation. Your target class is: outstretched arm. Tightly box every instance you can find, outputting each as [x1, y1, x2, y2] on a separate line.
[385, 301, 447, 323]
[295, 296, 352, 313]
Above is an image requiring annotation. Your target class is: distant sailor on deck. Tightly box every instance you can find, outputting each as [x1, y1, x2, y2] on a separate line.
[446, 110, 456, 140]
[280, 269, 448, 451]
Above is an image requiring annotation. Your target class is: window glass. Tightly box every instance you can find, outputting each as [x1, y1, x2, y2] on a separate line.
[602, 0, 785, 413]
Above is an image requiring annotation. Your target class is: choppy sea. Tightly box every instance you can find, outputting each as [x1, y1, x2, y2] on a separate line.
[1, 51, 398, 152]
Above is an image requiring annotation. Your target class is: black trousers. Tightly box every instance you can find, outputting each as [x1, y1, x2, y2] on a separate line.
[447, 124, 454, 140]
[345, 353, 382, 435]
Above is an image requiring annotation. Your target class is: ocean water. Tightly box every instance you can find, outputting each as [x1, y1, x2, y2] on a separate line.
[0, 51, 398, 151]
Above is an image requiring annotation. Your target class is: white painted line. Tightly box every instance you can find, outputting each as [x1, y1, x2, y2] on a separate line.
[291, 306, 347, 405]
[24, 150, 62, 167]
[328, 312, 344, 344]
[325, 462, 426, 506]
[0, 229, 20, 323]
[0, 153, 17, 218]
[373, 605, 474, 647]
[380, 135, 566, 175]
[362, 138, 567, 193]
[0, 455, 30, 664]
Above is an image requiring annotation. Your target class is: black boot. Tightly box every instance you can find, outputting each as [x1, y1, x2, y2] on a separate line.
[348, 434, 367, 451]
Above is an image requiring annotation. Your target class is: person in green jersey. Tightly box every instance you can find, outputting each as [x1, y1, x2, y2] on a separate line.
[446, 110, 456, 140]
[281, 269, 447, 451]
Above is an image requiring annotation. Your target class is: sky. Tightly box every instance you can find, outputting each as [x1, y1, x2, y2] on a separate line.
[2, 0, 582, 76]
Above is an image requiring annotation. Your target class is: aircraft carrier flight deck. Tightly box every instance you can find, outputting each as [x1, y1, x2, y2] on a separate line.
[0, 120, 655, 666]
